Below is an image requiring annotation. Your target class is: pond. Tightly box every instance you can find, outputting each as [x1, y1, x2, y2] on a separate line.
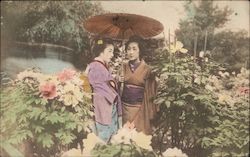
[1, 42, 75, 79]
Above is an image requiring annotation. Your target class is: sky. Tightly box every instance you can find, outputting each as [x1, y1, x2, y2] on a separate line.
[100, 1, 249, 38]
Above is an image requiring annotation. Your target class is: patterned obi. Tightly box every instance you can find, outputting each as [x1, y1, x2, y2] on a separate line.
[121, 84, 144, 104]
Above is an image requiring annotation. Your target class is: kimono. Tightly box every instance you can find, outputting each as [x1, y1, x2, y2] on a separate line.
[87, 60, 122, 142]
[121, 60, 158, 135]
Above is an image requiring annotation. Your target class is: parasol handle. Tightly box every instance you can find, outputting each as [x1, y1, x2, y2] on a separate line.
[119, 41, 126, 96]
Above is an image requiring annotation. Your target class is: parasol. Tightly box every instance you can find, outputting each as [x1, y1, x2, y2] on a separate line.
[83, 13, 164, 40]
[83, 13, 164, 99]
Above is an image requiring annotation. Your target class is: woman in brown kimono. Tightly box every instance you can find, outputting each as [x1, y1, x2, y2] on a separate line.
[120, 36, 158, 135]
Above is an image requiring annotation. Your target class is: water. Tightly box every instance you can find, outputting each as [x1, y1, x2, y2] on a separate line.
[2, 57, 75, 78]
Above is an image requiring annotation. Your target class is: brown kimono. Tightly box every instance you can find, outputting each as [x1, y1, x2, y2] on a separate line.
[121, 60, 158, 135]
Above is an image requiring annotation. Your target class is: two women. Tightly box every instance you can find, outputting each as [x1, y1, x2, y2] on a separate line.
[87, 36, 158, 142]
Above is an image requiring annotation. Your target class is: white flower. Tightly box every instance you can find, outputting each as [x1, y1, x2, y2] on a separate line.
[218, 71, 223, 77]
[131, 132, 153, 150]
[205, 57, 209, 62]
[71, 74, 84, 87]
[17, 69, 42, 81]
[224, 72, 230, 77]
[205, 84, 213, 91]
[218, 93, 234, 105]
[82, 133, 105, 155]
[61, 148, 82, 157]
[111, 127, 135, 144]
[166, 41, 188, 54]
[111, 127, 153, 150]
[162, 147, 188, 157]
[58, 83, 84, 106]
[199, 51, 205, 58]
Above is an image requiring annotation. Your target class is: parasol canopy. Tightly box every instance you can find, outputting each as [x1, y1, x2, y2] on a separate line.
[83, 13, 164, 40]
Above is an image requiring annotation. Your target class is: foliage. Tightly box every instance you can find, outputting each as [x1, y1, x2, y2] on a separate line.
[203, 68, 249, 157]
[0, 142, 24, 157]
[211, 30, 249, 72]
[176, 1, 233, 54]
[152, 40, 249, 157]
[175, 1, 249, 72]
[1, 1, 104, 53]
[0, 68, 93, 156]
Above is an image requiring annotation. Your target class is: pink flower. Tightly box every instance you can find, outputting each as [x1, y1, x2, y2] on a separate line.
[57, 69, 76, 82]
[39, 82, 57, 100]
[238, 87, 250, 95]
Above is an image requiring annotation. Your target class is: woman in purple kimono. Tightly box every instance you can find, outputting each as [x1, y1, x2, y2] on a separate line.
[87, 38, 122, 142]
[120, 36, 159, 135]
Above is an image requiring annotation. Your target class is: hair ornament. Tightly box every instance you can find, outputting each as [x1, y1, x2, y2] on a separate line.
[97, 39, 103, 45]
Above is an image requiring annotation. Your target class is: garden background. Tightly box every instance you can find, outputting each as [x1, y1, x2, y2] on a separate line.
[1, 1, 249, 157]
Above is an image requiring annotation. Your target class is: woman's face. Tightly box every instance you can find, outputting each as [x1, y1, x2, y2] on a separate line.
[127, 42, 140, 61]
[102, 44, 114, 63]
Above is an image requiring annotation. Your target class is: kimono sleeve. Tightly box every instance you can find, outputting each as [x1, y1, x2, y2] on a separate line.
[88, 64, 117, 104]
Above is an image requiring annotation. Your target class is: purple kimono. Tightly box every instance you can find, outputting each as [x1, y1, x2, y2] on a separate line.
[87, 60, 122, 125]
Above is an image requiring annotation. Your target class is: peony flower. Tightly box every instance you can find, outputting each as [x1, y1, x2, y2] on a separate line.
[58, 83, 83, 106]
[17, 69, 43, 83]
[199, 51, 205, 58]
[205, 84, 214, 91]
[82, 133, 105, 155]
[238, 87, 250, 95]
[111, 127, 136, 145]
[57, 68, 76, 82]
[131, 132, 153, 150]
[38, 74, 59, 85]
[61, 148, 82, 157]
[39, 82, 57, 100]
[205, 57, 209, 62]
[166, 41, 188, 54]
[162, 147, 188, 157]
[218, 93, 234, 105]
[111, 127, 153, 150]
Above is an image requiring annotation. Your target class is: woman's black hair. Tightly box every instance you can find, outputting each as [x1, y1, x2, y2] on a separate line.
[125, 36, 145, 59]
[92, 38, 114, 57]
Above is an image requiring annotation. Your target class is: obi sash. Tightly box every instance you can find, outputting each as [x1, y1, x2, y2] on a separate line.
[121, 84, 144, 104]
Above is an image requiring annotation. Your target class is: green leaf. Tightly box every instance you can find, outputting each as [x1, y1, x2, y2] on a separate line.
[34, 126, 44, 134]
[37, 133, 54, 148]
[28, 107, 43, 120]
[0, 142, 24, 157]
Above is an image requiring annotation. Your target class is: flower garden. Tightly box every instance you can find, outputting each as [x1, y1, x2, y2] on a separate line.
[1, 40, 249, 157]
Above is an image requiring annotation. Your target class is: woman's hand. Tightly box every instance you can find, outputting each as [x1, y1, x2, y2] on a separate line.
[123, 121, 135, 130]
[118, 75, 125, 83]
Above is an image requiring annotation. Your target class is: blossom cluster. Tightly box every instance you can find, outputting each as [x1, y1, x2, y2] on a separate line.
[15, 68, 91, 107]
[111, 127, 153, 150]
[205, 67, 249, 105]
[61, 129, 189, 157]
[61, 126, 153, 156]
[162, 147, 188, 157]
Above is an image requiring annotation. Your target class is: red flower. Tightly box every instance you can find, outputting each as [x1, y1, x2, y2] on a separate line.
[57, 69, 76, 82]
[39, 82, 57, 100]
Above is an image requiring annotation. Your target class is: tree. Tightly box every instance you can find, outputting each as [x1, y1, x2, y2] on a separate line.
[1, 1, 104, 52]
[1, 1, 105, 69]
[175, 1, 233, 54]
[211, 30, 249, 72]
